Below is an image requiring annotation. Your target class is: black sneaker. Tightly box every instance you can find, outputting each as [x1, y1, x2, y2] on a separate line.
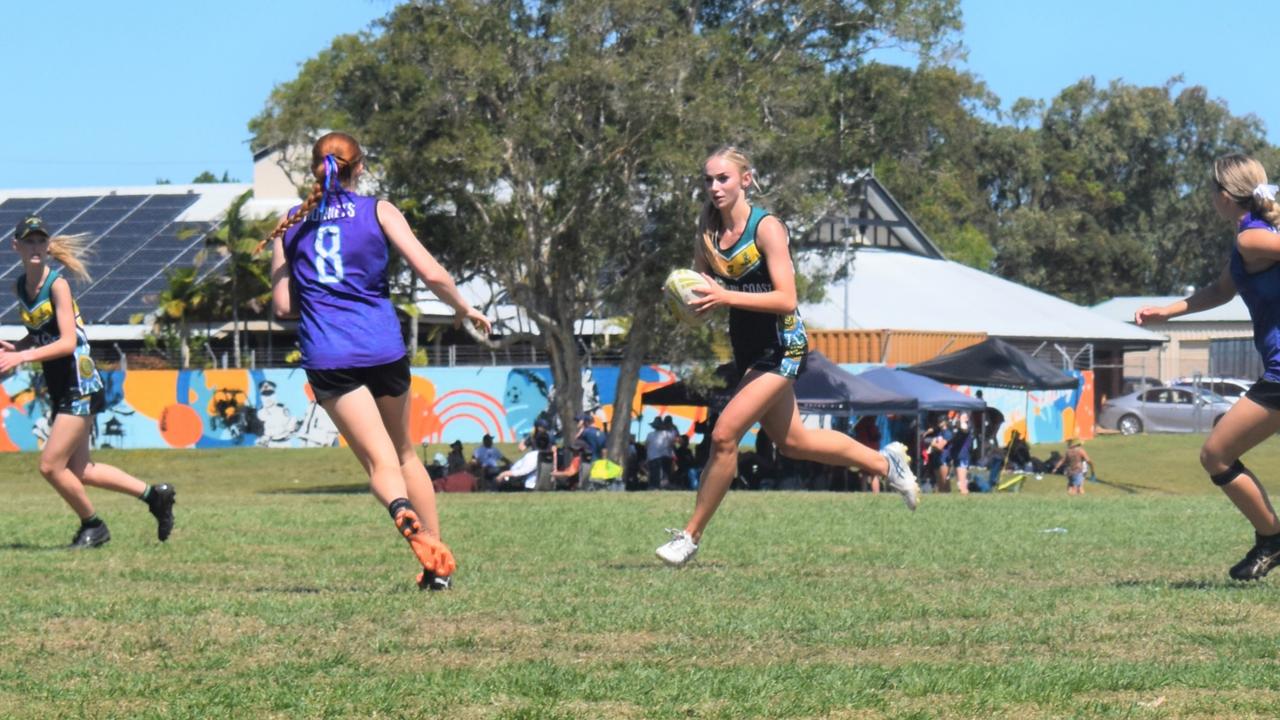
[417, 569, 452, 591]
[146, 484, 176, 542]
[1229, 533, 1280, 581]
[70, 522, 111, 549]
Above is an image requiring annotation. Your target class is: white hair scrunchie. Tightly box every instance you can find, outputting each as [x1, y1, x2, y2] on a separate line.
[1254, 183, 1279, 203]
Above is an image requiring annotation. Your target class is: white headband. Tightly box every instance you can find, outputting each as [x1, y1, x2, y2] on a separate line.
[1254, 183, 1279, 203]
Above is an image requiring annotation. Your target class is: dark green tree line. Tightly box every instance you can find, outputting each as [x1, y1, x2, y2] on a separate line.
[250, 0, 961, 456]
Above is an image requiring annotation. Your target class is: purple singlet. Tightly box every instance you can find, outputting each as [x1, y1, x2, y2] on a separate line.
[283, 193, 406, 370]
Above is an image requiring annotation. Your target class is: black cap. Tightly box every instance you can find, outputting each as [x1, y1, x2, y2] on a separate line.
[15, 215, 49, 241]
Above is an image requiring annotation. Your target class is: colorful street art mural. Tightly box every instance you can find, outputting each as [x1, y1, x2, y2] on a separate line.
[945, 370, 1094, 446]
[0, 363, 1091, 452]
[0, 365, 690, 452]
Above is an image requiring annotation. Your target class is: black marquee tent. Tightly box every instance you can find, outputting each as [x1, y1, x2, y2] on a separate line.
[906, 338, 1078, 391]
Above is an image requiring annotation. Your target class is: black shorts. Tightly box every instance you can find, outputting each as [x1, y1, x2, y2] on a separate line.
[305, 356, 411, 402]
[1246, 378, 1280, 411]
[50, 388, 106, 419]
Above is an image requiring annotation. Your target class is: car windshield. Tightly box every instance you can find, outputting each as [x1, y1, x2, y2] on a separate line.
[1169, 385, 1227, 403]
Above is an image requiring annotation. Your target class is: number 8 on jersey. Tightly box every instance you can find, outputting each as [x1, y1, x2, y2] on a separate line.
[314, 225, 345, 283]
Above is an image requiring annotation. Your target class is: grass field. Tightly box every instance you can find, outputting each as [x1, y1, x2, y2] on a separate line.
[3, 434, 1280, 719]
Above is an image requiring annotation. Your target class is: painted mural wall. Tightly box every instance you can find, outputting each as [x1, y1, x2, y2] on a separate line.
[946, 370, 1094, 446]
[0, 364, 1092, 452]
[0, 365, 701, 452]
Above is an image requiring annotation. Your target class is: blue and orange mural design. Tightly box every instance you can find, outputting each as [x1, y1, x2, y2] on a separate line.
[0, 363, 1091, 452]
[0, 364, 687, 452]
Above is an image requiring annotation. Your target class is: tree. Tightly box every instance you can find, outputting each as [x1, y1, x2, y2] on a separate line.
[150, 266, 215, 368]
[199, 190, 277, 367]
[978, 78, 1278, 303]
[251, 0, 961, 459]
[192, 170, 240, 183]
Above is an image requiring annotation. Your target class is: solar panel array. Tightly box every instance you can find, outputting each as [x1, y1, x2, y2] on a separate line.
[0, 193, 222, 325]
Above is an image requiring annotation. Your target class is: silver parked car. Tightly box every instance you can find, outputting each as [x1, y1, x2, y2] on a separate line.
[1170, 377, 1254, 405]
[1099, 386, 1234, 435]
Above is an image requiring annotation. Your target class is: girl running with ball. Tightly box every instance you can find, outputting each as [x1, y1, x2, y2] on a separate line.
[268, 132, 491, 590]
[1, 216, 175, 548]
[655, 146, 920, 567]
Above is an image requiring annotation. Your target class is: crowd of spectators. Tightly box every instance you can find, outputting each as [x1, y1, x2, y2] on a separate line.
[422, 402, 1082, 494]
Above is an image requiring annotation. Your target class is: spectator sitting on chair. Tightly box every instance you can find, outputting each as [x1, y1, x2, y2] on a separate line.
[552, 440, 590, 490]
[446, 440, 467, 474]
[520, 418, 557, 491]
[471, 434, 506, 491]
[495, 449, 539, 492]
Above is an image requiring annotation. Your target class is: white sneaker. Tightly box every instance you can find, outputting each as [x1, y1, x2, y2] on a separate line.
[656, 528, 699, 567]
[880, 442, 920, 511]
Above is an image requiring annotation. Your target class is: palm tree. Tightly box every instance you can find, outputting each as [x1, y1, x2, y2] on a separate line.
[155, 266, 214, 369]
[200, 191, 277, 367]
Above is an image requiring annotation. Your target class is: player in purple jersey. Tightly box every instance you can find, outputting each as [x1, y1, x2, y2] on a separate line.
[268, 132, 491, 590]
[1, 216, 175, 549]
[655, 146, 919, 568]
[1138, 154, 1280, 581]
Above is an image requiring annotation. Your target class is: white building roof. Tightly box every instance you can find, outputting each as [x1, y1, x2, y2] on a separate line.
[1092, 296, 1251, 324]
[799, 248, 1165, 345]
[413, 276, 624, 336]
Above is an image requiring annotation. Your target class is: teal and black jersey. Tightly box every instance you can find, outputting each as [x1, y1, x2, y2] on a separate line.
[699, 206, 808, 379]
[16, 268, 103, 403]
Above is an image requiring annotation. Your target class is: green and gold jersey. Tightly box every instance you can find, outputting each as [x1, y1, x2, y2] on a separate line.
[17, 268, 103, 402]
[700, 206, 808, 378]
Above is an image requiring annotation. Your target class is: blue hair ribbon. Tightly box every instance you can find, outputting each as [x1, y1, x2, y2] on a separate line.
[318, 154, 339, 220]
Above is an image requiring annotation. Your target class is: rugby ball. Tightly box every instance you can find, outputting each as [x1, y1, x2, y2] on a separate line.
[664, 268, 709, 325]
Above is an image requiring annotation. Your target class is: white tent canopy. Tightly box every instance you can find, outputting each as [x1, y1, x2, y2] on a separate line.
[799, 248, 1165, 345]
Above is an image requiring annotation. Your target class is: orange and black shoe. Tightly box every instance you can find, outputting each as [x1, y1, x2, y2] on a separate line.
[417, 568, 453, 591]
[393, 508, 457, 577]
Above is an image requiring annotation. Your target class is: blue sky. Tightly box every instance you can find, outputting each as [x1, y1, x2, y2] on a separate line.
[1, 1, 1272, 189]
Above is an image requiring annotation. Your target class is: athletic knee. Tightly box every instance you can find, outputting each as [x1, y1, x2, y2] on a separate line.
[710, 429, 739, 457]
[1199, 444, 1232, 474]
[38, 457, 66, 480]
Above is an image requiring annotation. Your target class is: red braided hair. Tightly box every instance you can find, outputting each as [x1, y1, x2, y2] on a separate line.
[266, 131, 365, 243]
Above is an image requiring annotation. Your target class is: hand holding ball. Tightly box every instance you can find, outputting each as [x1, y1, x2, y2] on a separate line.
[664, 268, 712, 325]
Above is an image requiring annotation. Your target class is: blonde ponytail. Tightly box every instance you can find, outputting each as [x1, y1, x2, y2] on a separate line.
[47, 233, 92, 282]
[1213, 154, 1280, 228]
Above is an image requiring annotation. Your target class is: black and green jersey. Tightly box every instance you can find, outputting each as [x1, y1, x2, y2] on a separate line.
[700, 206, 808, 379]
[17, 268, 103, 402]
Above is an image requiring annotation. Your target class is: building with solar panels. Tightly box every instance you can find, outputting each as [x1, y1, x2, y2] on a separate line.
[0, 183, 265, 364]
[0, 152, 571, 369]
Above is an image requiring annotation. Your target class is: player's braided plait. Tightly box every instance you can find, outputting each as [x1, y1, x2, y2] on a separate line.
[266, 132, 365, 243]
[1214, 153, 1280, 229]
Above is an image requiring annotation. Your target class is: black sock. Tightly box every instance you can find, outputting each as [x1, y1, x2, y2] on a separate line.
[139, 485, 153, 503]
[387, 497, 413, 521]
[80, 514, 104, 528]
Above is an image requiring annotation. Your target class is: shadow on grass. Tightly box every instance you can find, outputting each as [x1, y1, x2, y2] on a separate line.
[1113, 577, 1262, 591]
[0, 542, 66, 552]
[258, 484, 369, 496]
[250, 585, 323, 594]
[1092, 478, 1178, 495]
